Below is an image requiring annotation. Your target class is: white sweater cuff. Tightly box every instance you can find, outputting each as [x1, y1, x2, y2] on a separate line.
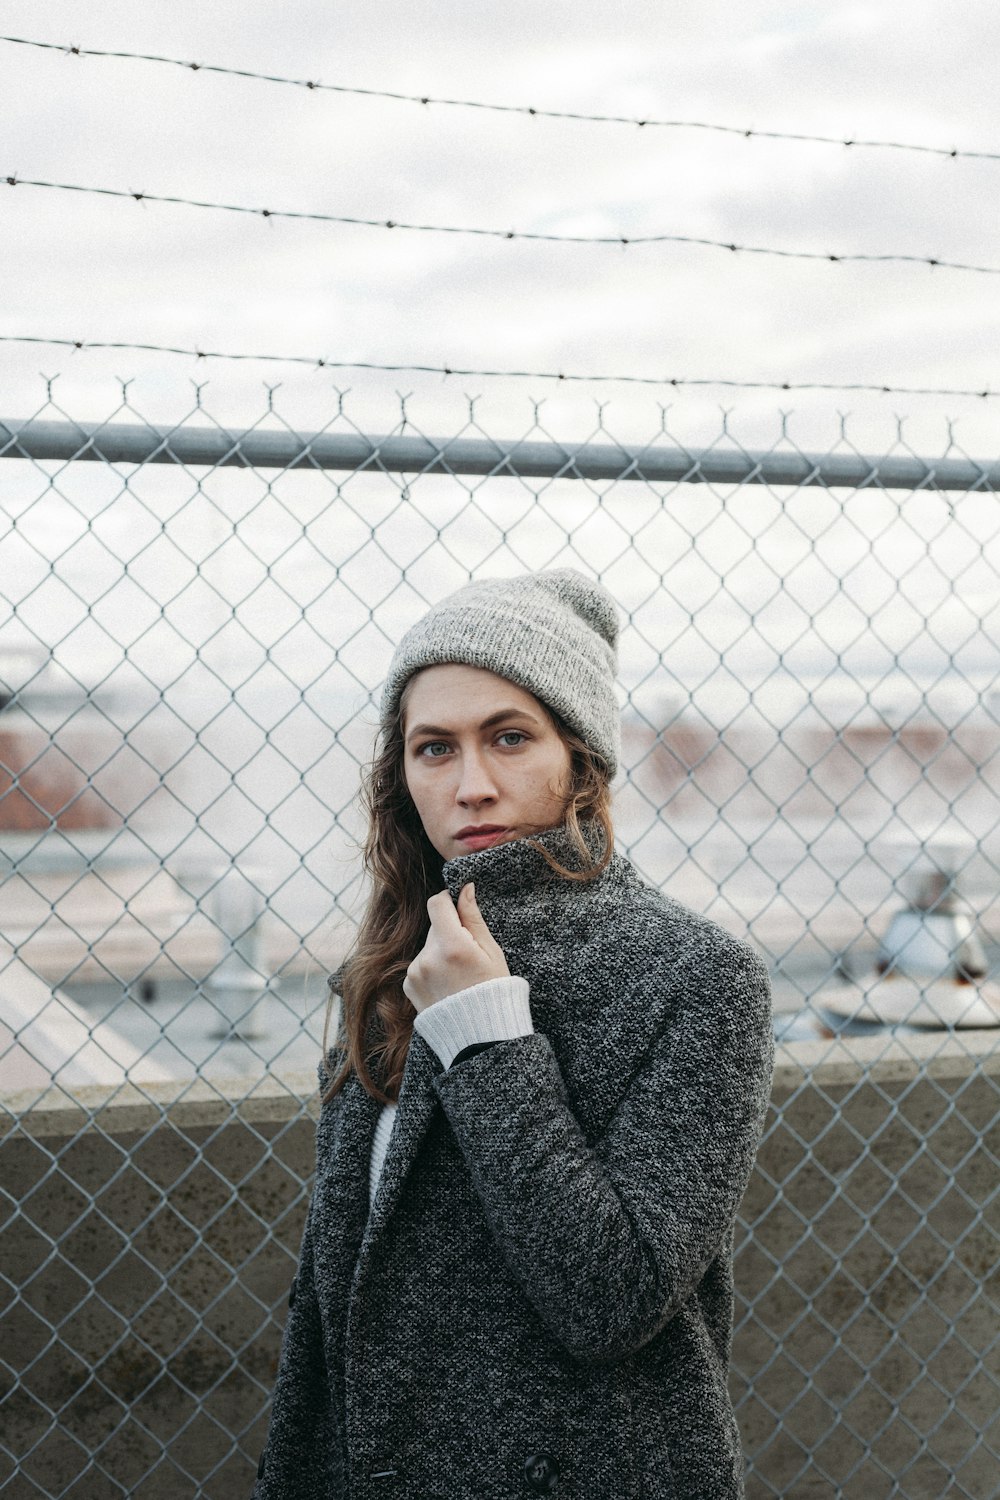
[412, 977, 533, 1070]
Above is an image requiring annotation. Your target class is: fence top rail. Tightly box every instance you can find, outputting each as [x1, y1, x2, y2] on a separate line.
[2, 418, 998, 491]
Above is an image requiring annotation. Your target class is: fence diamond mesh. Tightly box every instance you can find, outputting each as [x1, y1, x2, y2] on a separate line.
[1, 388, 998, 1498]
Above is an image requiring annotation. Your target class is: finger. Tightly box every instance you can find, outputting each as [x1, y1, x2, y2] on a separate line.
[457, 882, 485, 926]
[426, 890, 463, 935]
[457, 883, 503, 953]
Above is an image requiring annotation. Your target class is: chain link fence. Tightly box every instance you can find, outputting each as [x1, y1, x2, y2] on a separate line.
[1, 388, 998, 1497]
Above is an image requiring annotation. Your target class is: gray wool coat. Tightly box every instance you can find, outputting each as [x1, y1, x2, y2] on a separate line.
[252, 826, 774, 1500]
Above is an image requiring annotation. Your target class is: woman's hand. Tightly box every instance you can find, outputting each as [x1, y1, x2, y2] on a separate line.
[403, 883, 510, 1012]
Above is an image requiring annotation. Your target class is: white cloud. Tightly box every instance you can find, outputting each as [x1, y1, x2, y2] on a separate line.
[0, 0, 996, 452]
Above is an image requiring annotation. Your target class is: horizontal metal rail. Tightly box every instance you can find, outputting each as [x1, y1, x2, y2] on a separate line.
[2, 418, 998, 491]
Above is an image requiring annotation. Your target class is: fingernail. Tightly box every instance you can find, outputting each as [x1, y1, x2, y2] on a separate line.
[466, 882, 475, 899]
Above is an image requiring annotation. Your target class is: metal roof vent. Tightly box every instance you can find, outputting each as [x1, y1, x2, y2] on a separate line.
[202, 866, 269, 1041]
[875, 864, 987, 984]
[818, 843, 1000, 1030]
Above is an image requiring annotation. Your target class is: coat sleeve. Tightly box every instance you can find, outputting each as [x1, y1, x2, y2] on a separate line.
[252, 1090, 342, 1500]
[431, 938, 774, 1368]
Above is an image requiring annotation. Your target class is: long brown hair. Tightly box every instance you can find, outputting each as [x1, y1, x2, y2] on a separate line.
[320, 682, 614, 1106]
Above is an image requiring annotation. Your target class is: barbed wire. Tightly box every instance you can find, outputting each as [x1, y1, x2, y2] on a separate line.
[3, 334, 998, 399]
[4, 175, 996, 274]
[2, 33, 993, 165]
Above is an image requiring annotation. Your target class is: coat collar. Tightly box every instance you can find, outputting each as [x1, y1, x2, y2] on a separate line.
[440, 821, 608, 902]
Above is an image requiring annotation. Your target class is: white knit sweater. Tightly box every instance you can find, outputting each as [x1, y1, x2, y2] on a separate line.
[367, 976, 532, 1206]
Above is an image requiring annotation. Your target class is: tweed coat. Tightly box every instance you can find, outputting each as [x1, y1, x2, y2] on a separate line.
[252, 826, 774, 1500]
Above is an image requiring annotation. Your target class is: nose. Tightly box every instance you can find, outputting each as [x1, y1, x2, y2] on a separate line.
[455, 746, 498, 808]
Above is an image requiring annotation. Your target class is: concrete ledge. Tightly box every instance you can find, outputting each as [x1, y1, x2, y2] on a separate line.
[1, 1067, 321, 1138]
[772, 1025, 1000, 1092]
[5, 1027, 997, 1135]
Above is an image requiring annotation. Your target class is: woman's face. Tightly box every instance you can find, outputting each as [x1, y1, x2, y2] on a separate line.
[401, 664, 573, 861]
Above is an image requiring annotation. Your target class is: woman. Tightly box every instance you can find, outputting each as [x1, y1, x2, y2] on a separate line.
[252, 569, 774, 1500]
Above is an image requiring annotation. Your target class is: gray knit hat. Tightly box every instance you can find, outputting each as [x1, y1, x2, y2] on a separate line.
[380, 569, 620, 774]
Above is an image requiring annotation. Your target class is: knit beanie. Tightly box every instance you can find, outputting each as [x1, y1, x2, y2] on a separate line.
[380, 569, 621, 775]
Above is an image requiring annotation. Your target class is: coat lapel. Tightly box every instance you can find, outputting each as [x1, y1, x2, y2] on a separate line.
[349, 1030, 443, 1291]
[310, 1033, 443, 1411]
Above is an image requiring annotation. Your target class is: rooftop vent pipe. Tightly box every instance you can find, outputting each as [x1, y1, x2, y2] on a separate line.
[817, 842, 1000, 1031]
[203, 867, 269, 1041]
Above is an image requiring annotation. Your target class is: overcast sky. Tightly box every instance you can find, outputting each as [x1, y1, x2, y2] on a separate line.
[5, 2, 1000, 940]
[3, 0, 1000, 452]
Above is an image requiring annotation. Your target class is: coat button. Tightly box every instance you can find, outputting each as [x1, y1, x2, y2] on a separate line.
[288, 1277, 297, 1308]
[524, 1451, 560, 1493]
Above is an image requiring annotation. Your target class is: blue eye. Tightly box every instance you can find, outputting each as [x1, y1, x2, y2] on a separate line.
[419, 741, 450, 758]
[497, 731, 527, 748]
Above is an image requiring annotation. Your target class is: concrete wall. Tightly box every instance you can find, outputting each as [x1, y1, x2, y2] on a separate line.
[735, 1030, 999, 1498]
[2, 1031, 997, 1499]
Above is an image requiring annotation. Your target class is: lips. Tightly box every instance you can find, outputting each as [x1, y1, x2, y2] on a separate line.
[455, 825, 512, 851]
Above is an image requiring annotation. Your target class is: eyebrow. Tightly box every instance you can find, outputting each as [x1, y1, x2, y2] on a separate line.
[405, 707, 540, 744]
